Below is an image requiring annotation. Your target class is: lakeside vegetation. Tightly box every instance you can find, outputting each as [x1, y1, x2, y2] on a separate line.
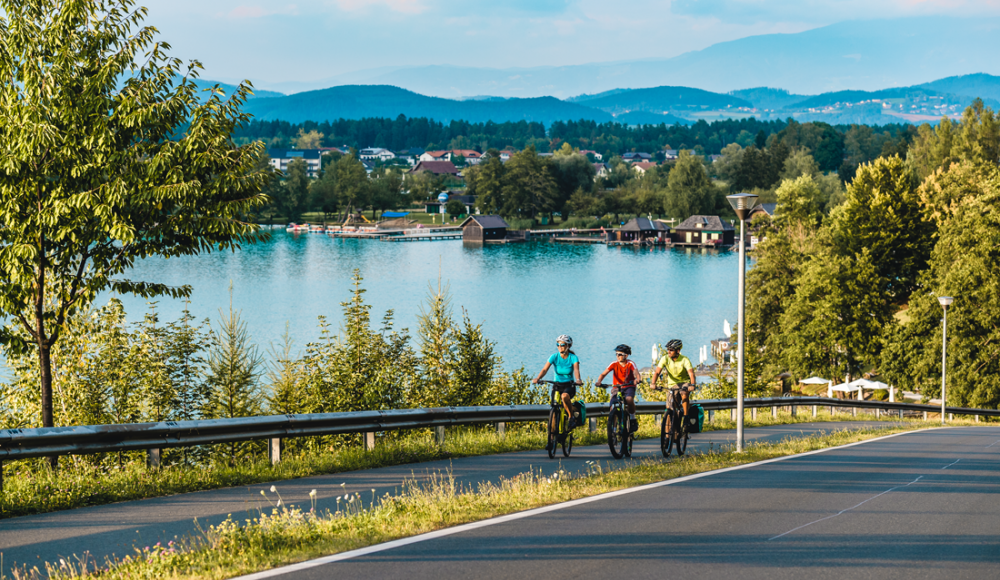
[9, 424, 924, 580]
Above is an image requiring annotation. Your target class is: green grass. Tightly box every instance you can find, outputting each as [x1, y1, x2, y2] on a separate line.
[1, 408, 963, 520]
[20, 423, 930, 580]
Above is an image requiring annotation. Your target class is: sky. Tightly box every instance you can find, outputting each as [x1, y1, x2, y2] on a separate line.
[141, 0, 1000, 90]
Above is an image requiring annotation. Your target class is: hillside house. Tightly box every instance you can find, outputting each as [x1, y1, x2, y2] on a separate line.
[623, 152, 652, 163]
[580, 150, 603, 161]
[408, 161, 461, 177]
[267, 149, 323, 178]
[594, 163, 609, 179]
[632, 161, 658, 175]
[359, 148, 396, 162]
[671, 215, 735, 246]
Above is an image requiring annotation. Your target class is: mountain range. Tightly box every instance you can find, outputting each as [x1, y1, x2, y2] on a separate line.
[228, 17, 1000, 99]
[236, 74, 1000, 127]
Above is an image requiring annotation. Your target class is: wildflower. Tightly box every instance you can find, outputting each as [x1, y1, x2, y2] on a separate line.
[270, 485, 277, 493]
[260, 490, 266, 496]
[340, 482, 346, 487]
[309, 489, 317, 498]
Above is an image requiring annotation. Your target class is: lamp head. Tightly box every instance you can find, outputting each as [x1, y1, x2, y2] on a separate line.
[938, 296, 954, 309]
[727, 192, 759, 221]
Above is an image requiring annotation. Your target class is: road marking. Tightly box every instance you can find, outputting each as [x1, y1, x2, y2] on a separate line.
[230, 427, 944, 580]
[986, 440, 1000, 449]
[768, 476, 924, 541]
[941, 459, 961, 469]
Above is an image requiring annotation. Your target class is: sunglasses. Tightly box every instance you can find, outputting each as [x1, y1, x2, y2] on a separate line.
[556, 343, 568, 347]
[616, 353, 628, 357]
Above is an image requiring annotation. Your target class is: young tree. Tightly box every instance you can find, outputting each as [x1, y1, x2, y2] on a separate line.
[467, 150, 506, 215]
[501, 146, 556, 220]
[663, 151, 717, 219]
[0, 0, 271, 432]
[294, 129, 324, 150]
[282, 158, 311, 221]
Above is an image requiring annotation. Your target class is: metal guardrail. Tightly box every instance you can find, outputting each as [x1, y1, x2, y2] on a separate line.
[1, 397, 996, 467]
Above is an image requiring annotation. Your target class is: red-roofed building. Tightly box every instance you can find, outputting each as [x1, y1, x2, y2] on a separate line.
[632, 161, 659, 175]
[409, 161, 461, 176]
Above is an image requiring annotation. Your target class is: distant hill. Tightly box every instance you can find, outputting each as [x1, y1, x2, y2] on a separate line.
[193, 79, 284, 100]
[611, 111, 693, 126]
[241, 85, 613, 124]
[915, 73, 1000, 103]
[280, 17, 1000, 98]
[568, 86, 750, 115]
[729, 88, 808, 111]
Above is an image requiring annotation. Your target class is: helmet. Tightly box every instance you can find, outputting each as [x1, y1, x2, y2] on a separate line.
[615, 344, 632, 355]
[665, 339, 683, 351]
[556, 334, 573, 347]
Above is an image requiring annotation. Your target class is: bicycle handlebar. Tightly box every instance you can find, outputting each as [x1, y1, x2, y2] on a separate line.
[596, 382, 637, 389]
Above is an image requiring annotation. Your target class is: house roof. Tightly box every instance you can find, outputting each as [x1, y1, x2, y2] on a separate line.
[423, 150, 451, 158]
[750, 203, 778, 216]
[460, 215, 508, 229]
[675, 215, 734, 231]
[451, 149, 482, 158]
[409, 161, 460, 175]
[268, 149, 323, 160]
[621, 217, 663, 232]
[632, 162, 658, 172]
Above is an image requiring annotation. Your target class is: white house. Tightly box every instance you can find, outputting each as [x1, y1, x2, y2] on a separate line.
[420, 150, 452, 162]
[580, 149, 603, 161]
[267, 149, 323, 178]
[359, 147, 396, 162]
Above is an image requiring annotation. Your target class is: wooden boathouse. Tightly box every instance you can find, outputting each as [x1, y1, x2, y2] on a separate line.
[459, 215, 509, 243]
[671, 215, 734, 247]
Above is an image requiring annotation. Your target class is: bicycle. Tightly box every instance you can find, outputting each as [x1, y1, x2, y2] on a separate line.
[540, 380, 579, 459]
[653, 383, 696, 457]
[596, 382, 636, 459]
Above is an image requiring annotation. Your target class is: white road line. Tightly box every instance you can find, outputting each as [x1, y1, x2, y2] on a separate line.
[986, 440, 1000, 449]
[941, 459, 961, 469]
[229, 427, 944, 580]
[768, 476, 924, 541]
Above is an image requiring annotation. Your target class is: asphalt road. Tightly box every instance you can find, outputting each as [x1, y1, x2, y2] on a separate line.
[239, 426, 1000, 580]
[1, 420, 899, 574]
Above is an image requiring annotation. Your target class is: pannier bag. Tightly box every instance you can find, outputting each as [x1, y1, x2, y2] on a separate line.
[686, 404, 704, 433]
[573, 400, 588, 425]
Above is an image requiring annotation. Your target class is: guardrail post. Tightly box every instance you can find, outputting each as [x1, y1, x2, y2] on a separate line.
[654, 413, 661, 427]
[731, 408, 736, 421]
[269, 438, 281, 465]
[812, 405, 817, 418]
[589, 418, 596, 433]
[1, 459, 4, 495]
[791, 405, 797, 418]
[976, 415, 980, 423]
[852, 407, 857, 417]
[364, 432, 375, 451]
[435, 426, 445, 446]
[496, 422, 505, 437]
[949, 413, 953, 421]
[771, 406, 777, 419]
[751, 408, 757, 420]
[146, 448, 161, 469]
[923, 411, 928, 421]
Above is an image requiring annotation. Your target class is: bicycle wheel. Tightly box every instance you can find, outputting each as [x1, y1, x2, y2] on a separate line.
[547, 408, 558, 459]
[562, 432, 573, 457]
[676, 428, 688, 456]
[607, 407, 624, 459]
[660, 412, 674, 457]
[623, 419, 633, 458]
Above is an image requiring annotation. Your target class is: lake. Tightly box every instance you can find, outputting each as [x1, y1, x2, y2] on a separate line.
[112, 230, 746, 379]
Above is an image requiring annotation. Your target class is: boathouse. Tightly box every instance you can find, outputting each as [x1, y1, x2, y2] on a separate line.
[460, 215, 508, 243]
[671, 215, 734, 246]
[618, 217, 668, 242]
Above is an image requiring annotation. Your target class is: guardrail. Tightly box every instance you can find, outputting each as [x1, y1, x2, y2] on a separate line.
[1, 396, 997, 492]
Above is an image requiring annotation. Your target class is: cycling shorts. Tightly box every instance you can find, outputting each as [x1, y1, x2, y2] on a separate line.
[612, 386, 636, 399]
[554, 381, 577, 398]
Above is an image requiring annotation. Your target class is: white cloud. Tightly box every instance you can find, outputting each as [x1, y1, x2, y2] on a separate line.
[225, 4, 299, 19]
[330, 0, 428, 15]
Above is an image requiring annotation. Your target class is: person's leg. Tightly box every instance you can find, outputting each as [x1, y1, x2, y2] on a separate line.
[625, 395, 636, 415]
[561, 391, 574, 428]
[681, 390, 690, 416]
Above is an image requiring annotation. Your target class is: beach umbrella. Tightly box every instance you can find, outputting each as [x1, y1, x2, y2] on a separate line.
[652, 343, 659, 365]
[723, 319, 732, 337]
[799, 376, 830, 384]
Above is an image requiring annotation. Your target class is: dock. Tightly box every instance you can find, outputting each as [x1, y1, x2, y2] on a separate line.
[528, 228, 603, 238]
[381, 232, 463, 242]
[553, 236, 605, 244]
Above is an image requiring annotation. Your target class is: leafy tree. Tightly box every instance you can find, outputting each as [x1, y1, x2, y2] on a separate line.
[309, 167, 339, 222]
[550, 151, 596, 220]
[405, 170, 447, 204]
[907, 99, 1000, 181]
[467, 150, 506, 215]
[294, 129, 324, 150]
[775, 175, 824, 228]
[445, 199, 467, 219]
[828, 155, 933, 301]
[0, 0, 270, 432]
[663, 151, 718, 219]
[500, 146, 556, 220]
[450, 309, 500, 407]
[712, 143, 744, 186]
[282, 158, 311, 221]
[369, 169, 405, 220]
[413, 281, 456, 408]
[331, 153, 371, 219]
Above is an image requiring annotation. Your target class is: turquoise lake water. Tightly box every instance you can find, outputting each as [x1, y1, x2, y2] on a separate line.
[113, 230, 747, 380]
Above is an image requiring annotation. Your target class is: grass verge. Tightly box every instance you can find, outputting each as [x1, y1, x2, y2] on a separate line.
[12, 423, 928, 580]
[1, 409, 970, 519]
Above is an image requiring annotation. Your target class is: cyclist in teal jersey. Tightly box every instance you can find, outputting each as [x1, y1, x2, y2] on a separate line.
[533, 334, 583, 427]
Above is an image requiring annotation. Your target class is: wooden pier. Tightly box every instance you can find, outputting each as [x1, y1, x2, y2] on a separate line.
[381, 232, 463, 242]
[553, 236, 605, 244]
[528, 228, 603, 238]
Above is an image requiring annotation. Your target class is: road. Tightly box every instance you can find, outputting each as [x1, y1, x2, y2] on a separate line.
[1, 421, 897, 574]
[235, 426, 1000, 580]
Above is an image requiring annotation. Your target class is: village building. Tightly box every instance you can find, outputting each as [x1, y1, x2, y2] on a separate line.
[267, 149, 323, 178]
[408, 160, 461, 177]
[459, 215, 509, 243]
[358, 147, 396, 162]
[622, 152, 652, 163]
[671, 215, 735, 246]
[611, 217, 669, 242]
[632, 161, 658, 175]
[593, 162, 609, 179]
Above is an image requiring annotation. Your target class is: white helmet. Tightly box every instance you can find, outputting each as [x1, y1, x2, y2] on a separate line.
[556, 334, 573, 347]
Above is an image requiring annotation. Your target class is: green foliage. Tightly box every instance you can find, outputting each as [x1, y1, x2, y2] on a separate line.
[445, 199, 467, 218]
[664, 151, 722, 219]
[907, 99, 1000, 181]
[500, 146, 557, 219]
[0, 0, 271, 429]
[281, 158, 312, 221]
[775, 175, 825, 228]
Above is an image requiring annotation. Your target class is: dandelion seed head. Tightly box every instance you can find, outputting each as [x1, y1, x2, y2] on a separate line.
[270, 485, 277, 493]
[309, 489, 317, 497]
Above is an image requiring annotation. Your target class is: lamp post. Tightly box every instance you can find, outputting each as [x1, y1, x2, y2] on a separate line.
[727, 192, 758, 452]
[938, 296, 953, 425]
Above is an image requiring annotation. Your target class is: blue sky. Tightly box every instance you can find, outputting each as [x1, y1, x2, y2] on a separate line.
[141, 0, 1000, 88]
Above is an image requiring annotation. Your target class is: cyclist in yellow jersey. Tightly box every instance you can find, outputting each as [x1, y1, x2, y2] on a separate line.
[650, 339, 697, 416]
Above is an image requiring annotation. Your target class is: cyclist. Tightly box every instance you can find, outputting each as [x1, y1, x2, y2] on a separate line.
[532, 334, 583, 431]
[650, 339, 697, 416]
[595, 344, 642, 432]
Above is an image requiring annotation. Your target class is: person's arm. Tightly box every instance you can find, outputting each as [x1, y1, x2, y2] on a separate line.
[650, 366, 662, 387]
[595, 368, 609, 385]
[573, 361, 582, 385]
[632, 362, 643, 385]
[687, 367, 697, 386]
[533, 362, 551, 384]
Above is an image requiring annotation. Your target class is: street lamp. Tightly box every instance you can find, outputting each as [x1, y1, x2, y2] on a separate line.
[938, 296, 953, 425]
[727, 192, 758, 452]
